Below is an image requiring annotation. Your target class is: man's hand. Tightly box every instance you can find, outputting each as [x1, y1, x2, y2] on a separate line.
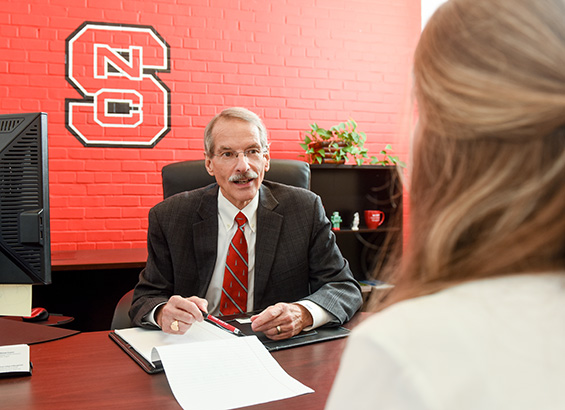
[156, 295, 208, 334]
[250, 303, 313, 340]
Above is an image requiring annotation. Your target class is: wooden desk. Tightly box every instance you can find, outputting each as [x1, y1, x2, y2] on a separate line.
[1, 313, 370, 410]
[51, 248, 147, 271]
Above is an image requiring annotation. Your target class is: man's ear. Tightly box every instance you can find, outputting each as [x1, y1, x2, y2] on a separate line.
[264, 153, 271, 173]
[205, 155, 214, 176]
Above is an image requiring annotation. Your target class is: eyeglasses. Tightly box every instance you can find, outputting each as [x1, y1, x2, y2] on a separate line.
[213, 148, 265, 163]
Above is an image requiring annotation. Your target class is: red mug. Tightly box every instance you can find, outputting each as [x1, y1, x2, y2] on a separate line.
[364, 210, 385, 229]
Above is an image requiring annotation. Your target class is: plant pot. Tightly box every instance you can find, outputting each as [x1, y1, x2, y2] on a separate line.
[309, 141, 346, 164]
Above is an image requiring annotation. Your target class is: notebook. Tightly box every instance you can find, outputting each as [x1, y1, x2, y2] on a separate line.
[110, 313, 350, 373]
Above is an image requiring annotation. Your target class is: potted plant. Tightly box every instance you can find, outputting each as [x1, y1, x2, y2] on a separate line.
[300, 119, 406, 167]
[300, 119, 368, 165]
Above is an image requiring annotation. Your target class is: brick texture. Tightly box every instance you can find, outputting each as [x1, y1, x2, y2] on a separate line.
[0, 0, 420, 250]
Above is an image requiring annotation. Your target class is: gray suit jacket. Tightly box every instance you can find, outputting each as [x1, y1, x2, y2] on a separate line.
[130, 181, 362, 327]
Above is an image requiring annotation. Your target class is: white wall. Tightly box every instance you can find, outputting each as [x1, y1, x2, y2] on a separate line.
[421, 0, 448, 29]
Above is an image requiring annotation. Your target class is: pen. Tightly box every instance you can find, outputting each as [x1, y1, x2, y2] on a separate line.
[200, 310, 243, 336]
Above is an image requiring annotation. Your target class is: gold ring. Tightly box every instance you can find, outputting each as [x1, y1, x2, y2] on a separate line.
[276, 325, 281, 334]
[170, 320, 179, 331]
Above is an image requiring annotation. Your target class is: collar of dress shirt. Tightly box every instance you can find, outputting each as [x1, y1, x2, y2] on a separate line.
[218, 188, 259, 233]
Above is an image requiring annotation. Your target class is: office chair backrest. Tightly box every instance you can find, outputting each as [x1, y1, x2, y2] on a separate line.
[161, 159, 310, 199]
[110, 289, 134, 330]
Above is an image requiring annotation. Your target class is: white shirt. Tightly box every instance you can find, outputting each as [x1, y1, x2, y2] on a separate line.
[326, 273, 565, 410]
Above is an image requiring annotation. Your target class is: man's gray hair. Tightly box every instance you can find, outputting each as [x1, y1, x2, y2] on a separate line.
[204, 107, 269, 156]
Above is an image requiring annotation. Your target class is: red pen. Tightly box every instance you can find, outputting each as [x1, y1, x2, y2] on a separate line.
[200, 310, 243, 336]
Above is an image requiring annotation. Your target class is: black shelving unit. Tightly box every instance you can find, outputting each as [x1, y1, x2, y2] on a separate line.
[309, 164, 403, 280]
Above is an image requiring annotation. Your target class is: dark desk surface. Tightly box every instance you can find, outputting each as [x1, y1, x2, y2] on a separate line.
[1, 313, 370, 410]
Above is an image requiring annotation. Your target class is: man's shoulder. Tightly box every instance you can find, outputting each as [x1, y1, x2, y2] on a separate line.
[260, 181, 320, 215]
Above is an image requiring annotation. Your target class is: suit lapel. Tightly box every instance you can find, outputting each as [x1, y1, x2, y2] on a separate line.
[193, 185, 220, 296]
[254, 184, 283, 302]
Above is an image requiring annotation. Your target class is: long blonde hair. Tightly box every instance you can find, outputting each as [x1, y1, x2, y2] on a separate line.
[375, 0, 565, 308]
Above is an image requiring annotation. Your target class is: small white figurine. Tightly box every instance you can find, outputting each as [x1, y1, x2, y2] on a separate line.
[351, 212, 360, 231]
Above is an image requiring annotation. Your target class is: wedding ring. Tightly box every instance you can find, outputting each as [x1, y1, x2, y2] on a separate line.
[276, 325, 282, 335]
[170, 320, 179, 331]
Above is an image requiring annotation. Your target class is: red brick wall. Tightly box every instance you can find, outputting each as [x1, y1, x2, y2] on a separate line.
[0, 0, 420, 250]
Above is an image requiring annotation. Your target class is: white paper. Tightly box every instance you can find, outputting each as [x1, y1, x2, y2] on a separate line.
[0, 344, 30, 375]
[154, 336, 314, 410]
[115, 320, 235, 367]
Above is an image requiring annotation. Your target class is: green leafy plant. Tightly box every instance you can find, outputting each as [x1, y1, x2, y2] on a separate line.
[370, 144, 407, 167]
[300, 120, 405, 167]
[300, 119, 369, 166]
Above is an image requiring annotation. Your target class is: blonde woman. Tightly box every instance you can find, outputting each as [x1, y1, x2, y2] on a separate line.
[326, 0, 565, 408]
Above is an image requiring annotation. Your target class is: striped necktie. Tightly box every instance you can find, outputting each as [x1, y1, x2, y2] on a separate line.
[219, 212, 248, 315]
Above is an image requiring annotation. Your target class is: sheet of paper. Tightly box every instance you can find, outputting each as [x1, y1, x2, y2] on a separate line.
[115, 320, 235, 366]
[0, 344, 31, 376]
[155, 336, 314, 410]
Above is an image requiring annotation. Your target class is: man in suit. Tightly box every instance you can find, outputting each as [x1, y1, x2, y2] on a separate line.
[130, 107, 362, 340]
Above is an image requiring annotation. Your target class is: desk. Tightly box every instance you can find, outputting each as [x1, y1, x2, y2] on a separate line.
[51, 248, 148, 271]
[1, 313, 370, 410]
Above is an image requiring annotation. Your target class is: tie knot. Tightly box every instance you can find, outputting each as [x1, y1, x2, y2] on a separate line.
[235, 212, 247, 227]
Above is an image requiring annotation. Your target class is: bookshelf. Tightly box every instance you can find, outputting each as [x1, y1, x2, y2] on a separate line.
[309, 164, 403, 280]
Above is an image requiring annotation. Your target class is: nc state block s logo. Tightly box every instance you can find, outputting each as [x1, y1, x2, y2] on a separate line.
[65, 22, 171, 147]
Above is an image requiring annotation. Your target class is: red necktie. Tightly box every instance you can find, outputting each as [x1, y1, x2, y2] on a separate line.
[219, 212, 248, 315]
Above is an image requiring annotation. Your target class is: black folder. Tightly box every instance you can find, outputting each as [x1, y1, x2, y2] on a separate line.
[109, 331, 163, 374]
[221, 312, 350, 352]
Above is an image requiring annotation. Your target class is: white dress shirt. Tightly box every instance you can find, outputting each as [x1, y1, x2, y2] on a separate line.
[326, 273, 565, 410]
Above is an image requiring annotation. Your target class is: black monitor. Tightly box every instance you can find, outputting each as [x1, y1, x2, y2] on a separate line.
[0, 112, 51, 285]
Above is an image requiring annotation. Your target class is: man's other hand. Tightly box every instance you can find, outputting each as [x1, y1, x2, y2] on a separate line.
[250, 303, 313, 340]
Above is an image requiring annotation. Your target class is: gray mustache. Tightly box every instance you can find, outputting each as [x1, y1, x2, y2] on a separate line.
[229, 170, 258, 182]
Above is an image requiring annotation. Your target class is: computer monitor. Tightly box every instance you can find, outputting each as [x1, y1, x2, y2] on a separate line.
[0, 112, 51, 287]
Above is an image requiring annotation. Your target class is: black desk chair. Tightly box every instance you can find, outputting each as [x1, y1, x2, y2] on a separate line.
[161, 158, 310, 198]
[110, 159, 311, 329]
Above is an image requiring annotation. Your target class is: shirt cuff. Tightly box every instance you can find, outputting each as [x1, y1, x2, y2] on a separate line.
[142, 302, 166, 328]
[295, 300, 332, 331]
